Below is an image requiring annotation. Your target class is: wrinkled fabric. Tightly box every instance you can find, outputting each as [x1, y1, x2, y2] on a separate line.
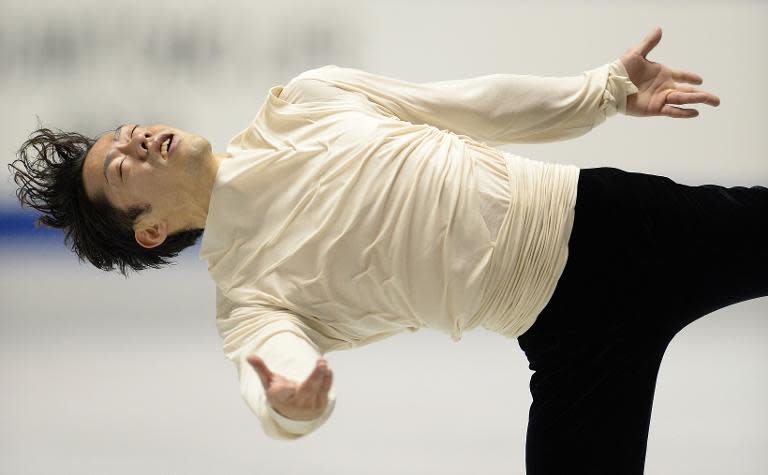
[199, 58, 639, 440]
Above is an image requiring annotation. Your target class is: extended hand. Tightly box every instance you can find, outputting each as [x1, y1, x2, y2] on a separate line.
[619, 26, 720, 118]
[247, 355, 333, 421]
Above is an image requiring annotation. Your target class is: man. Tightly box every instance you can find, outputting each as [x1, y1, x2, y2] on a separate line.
[10, 27, 738, 473]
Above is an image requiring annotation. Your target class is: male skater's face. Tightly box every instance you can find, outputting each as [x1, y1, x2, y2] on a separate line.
[81, 123, 214, 217]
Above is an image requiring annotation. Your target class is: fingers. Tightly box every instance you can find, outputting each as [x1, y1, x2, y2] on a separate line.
[298, 358, 333, 407]
[674, 84, 708, 94]
[248, 355, 333, 415]
[635, 26, 662, 59]
[670, 67, 703, 85]
[659, 83, 721, 118]
[299, 358, 329, 394]
[666, 90, 721, 107]
[302, 359, 326, 392]
[247, 355, 274, 389]
[660, 104, 699, 119]
[316, 366, 333, 407]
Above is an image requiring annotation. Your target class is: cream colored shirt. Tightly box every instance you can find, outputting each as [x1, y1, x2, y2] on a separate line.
[199, 59, 639, 440]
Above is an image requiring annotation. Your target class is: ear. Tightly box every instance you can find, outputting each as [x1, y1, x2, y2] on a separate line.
[134, 219, 169, 249]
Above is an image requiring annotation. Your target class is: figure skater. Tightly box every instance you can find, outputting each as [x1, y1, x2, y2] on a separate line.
[10, 27, 753, 474]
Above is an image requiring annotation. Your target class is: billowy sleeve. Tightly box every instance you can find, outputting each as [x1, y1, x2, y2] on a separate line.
[288, 58, 639, 145]
[215, 288, 336, 440]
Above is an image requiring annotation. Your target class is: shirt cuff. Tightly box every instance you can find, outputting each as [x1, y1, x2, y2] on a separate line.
[604, 58, 640, 115]
[266, 396, 336, 436]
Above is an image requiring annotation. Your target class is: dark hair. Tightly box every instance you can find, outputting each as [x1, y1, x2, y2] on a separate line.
[8, 123, 203, 277]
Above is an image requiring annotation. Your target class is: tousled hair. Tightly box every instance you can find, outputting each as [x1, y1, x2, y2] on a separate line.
[8, 122, 203, 277]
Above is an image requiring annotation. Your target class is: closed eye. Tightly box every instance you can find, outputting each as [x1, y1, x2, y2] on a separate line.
[117, 124, 138, 182]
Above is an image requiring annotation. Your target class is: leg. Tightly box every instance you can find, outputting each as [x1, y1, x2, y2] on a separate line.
[515, 220, 671, 474]
[515, 166, 767, 473]
[603, 169, 768, 335]
[519, 327, 672, 475]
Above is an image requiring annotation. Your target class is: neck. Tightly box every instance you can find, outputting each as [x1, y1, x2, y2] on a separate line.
[184, 150, 233, 231]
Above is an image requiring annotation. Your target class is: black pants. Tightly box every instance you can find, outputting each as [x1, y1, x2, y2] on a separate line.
[516, 166, 768, 474]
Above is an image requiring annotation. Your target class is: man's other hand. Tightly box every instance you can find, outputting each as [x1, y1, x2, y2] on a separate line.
[246, 355, 333, 421]
[620, 26, 721, 118]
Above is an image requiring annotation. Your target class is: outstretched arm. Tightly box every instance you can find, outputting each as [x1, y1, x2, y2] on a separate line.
[288, 58, 639, 146]
[216, 288, 336, 440]
[619, 26, 721, 118]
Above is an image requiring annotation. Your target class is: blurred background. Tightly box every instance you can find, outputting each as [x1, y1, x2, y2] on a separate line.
[1, 0, 766, 473]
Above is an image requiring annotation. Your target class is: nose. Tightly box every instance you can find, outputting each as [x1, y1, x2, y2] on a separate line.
[116, 128, 150, 159]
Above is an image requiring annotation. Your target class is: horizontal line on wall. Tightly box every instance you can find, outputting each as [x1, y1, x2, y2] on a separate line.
[0, 209, 62, 239]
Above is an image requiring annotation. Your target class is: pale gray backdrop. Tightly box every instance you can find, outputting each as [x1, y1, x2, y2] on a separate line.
[1, 0, 766, 474]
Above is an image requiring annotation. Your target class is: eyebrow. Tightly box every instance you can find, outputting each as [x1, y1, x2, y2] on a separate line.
[103, 124, 126, 184]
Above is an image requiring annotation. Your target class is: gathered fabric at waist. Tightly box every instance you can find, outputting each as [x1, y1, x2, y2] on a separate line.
[464, 149, 580, 339]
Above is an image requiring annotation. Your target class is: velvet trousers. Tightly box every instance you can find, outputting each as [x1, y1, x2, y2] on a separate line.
[516, 166, 768, 474]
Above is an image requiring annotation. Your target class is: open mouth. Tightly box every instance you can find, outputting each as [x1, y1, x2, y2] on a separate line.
[161, 135, 174, 158]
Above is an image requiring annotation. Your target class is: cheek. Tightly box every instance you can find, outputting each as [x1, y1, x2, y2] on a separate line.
[126, 166, 165, 198]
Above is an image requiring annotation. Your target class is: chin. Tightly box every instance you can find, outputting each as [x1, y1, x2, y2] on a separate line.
[182, 133, 211, 155]
[176, 136, 212, 170]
